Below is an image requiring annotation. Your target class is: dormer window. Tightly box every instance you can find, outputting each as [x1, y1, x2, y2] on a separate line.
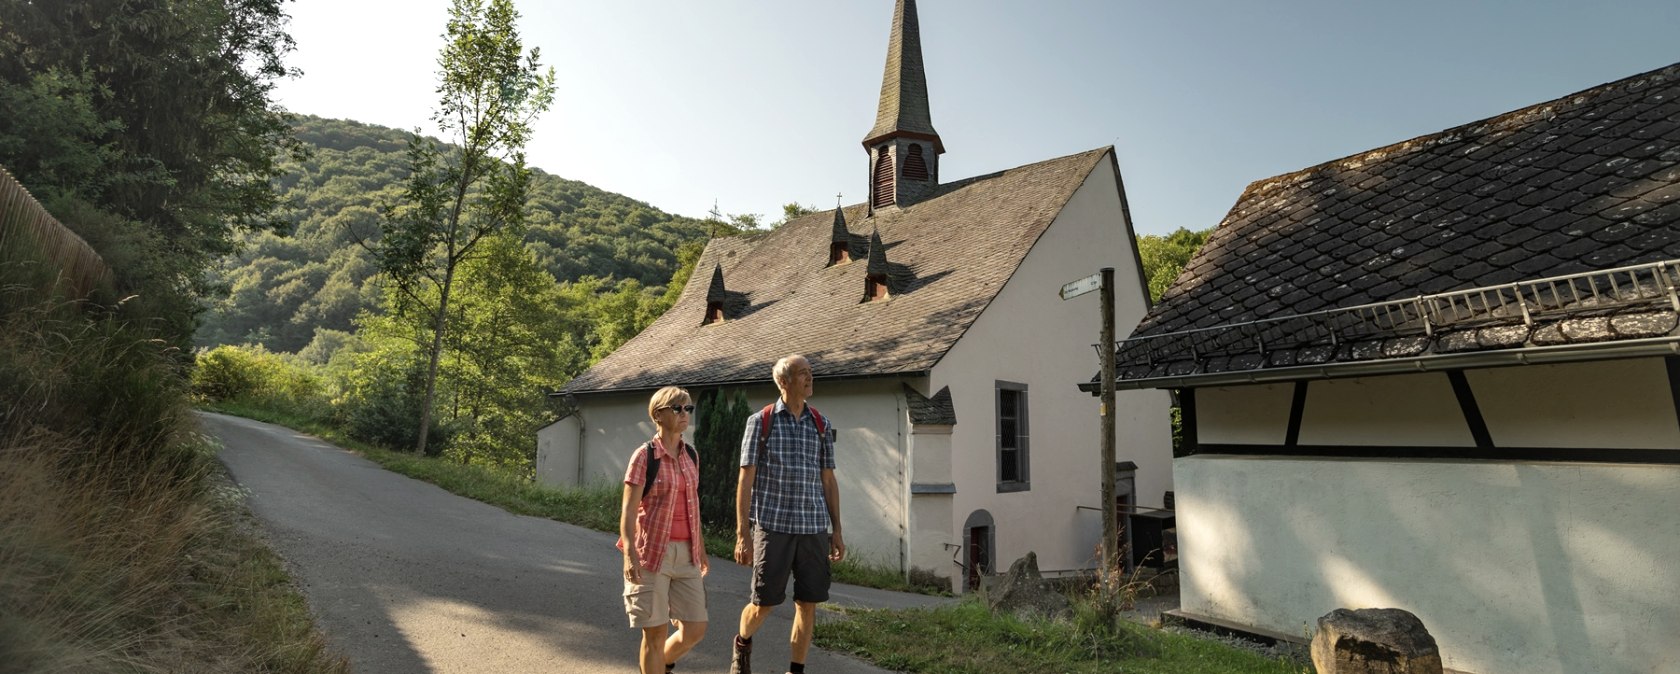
[863, 228, 892, 302]
[703, 263, 728, 325]
[865, 274, 890, 301]
[829, 198, 853, 265]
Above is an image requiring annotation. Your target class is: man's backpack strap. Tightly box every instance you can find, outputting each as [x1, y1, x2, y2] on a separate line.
[641, 440, 697, 502]
[755, 403, 828, 467]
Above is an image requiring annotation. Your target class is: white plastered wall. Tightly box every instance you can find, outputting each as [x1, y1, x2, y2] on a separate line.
[1176, 455, 1680, 674]
[1470, 357, 1680, 448]
[535, 415, 582, 486]
[933, 153, 1173, 576]
[1182, 358, 1680, 674]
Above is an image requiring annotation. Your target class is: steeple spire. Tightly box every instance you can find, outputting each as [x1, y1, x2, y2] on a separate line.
[864, 0, 942, 152]
[863, 0, 943, 213]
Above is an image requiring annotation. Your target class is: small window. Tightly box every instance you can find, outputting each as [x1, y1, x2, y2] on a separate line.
[830, 241, 850, 265]
[865, 275, 889, 301]
[705, 301, 725, 324]
[996, 381, 1029, 492]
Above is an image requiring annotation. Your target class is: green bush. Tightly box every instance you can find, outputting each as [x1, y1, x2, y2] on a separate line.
[192, 344, 332, 422]
[335, 349, 450, 454]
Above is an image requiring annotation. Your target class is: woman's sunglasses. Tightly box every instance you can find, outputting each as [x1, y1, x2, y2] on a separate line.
[662, 405, 696, 414]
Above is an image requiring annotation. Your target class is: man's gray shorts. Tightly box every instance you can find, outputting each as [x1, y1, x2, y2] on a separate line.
[750, 524, 831, 606]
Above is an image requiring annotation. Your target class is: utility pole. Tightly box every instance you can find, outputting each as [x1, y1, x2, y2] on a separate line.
[1099, 267, 1118, 577]
[1060, 267, 1119, 576]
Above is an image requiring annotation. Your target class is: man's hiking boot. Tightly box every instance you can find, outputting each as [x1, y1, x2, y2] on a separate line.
[729, 635, 751, 674]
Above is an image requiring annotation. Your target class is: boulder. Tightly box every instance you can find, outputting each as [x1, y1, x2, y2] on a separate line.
[984, 552, 1071, 621]
[1311, 608, 1443, 674]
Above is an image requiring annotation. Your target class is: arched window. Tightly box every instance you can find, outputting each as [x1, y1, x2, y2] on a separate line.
[903, 144, 929, 180]
[871, 147, 895, 209]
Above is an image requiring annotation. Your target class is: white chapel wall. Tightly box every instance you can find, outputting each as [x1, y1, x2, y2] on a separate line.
[934, 154, 1173, 576]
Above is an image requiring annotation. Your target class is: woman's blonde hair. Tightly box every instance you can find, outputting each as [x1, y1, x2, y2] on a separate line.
[647, 386, 692, 425]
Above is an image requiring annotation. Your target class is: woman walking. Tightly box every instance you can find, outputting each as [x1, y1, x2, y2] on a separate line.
[618, 386, 708, 673]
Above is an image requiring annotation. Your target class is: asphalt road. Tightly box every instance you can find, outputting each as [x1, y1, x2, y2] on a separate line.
[203, 411, 942, 674]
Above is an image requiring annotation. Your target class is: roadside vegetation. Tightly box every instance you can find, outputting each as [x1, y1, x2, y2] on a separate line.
[1, 295, 346, 673]
[819, 599, 1309, 674]
[1, 0, 349, 669]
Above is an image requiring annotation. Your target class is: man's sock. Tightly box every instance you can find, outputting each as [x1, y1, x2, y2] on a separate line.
[664, 663, 675, 673]
[735, 634, 752, 649]
[788, 662, 805, 674]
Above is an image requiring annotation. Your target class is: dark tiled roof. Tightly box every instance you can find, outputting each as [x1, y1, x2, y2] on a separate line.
[864, 0, 942, 152]
[1117, 61, 1680, 384]
[905, 385, 956, 425]
[565, 148, 1112, 394]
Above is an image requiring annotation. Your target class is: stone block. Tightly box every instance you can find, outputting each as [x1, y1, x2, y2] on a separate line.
[1311, 608, 1443, 674]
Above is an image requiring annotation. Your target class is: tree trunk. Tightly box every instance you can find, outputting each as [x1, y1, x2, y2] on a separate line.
[416, 263, 455, 455]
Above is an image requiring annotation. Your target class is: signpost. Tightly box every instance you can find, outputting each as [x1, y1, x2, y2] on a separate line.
[1061, 268, 1118, 577]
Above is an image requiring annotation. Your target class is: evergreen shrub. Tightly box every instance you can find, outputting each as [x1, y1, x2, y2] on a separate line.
[693, 387, 751, 533]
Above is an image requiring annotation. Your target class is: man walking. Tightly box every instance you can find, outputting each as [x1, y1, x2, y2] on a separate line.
[730, 354, 845, 674]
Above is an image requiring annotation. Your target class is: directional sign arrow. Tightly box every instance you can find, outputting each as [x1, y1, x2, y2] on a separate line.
[1059, 273, 1102, 300]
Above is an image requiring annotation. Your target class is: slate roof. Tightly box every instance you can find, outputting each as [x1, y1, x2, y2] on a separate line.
[904, 385, 956, 425]
[864, 0, 942, 152]
[564, 147, 1112, 394]
[1112, 61, 1680, 388]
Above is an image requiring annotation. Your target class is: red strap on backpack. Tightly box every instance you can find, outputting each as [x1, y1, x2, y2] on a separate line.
[756, 403, 826, 465]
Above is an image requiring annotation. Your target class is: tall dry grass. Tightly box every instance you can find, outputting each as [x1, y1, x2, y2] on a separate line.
[0, 267, 344, 671]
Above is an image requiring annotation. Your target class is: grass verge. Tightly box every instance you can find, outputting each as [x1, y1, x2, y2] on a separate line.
[200, 401, 948, 595]
[817, 599, 1310, 674]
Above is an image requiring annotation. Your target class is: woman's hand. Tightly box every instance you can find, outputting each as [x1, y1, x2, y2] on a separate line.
[623, 552, 642, 584]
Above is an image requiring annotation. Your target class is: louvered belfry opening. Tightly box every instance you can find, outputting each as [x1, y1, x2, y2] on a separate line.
[830, 242, 850, 265]
[903, 144, 928, 180]
[871, 147, 896, 210]
[705, 303, 724, 324]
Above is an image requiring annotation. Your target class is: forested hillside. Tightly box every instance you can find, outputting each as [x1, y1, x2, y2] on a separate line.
[199, 115, 714, 352]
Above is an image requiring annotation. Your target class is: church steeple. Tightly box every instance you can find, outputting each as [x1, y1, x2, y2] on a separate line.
[864, 0, 943, 214]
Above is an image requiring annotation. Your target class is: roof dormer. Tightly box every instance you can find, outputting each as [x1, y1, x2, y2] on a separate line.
[864, 229, 892, 302]
[829, 200, 853, 265]
[704, 264, 728, 324]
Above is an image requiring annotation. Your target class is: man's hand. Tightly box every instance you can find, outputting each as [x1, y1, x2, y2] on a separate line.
[830, 531, 846, 562]
[734, 532, 753, 566]
[623, 552, 642, 584]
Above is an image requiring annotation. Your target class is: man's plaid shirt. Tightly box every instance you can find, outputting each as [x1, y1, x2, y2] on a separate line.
[739, 399, 835, 535]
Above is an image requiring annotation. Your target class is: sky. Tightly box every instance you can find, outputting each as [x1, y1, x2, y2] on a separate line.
[272, 0, 1680, 237]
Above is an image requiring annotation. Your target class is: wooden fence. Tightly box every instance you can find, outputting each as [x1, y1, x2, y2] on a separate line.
[0, 166, 113, 302]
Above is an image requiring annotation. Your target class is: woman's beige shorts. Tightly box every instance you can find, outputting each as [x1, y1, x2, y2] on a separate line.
[624, 541, 707, 628]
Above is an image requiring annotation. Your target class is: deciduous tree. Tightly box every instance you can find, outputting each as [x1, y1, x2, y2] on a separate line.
[366, 0, 556, 454]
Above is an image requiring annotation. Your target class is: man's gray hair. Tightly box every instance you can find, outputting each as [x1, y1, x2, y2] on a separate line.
[772, 354, 808, 384]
